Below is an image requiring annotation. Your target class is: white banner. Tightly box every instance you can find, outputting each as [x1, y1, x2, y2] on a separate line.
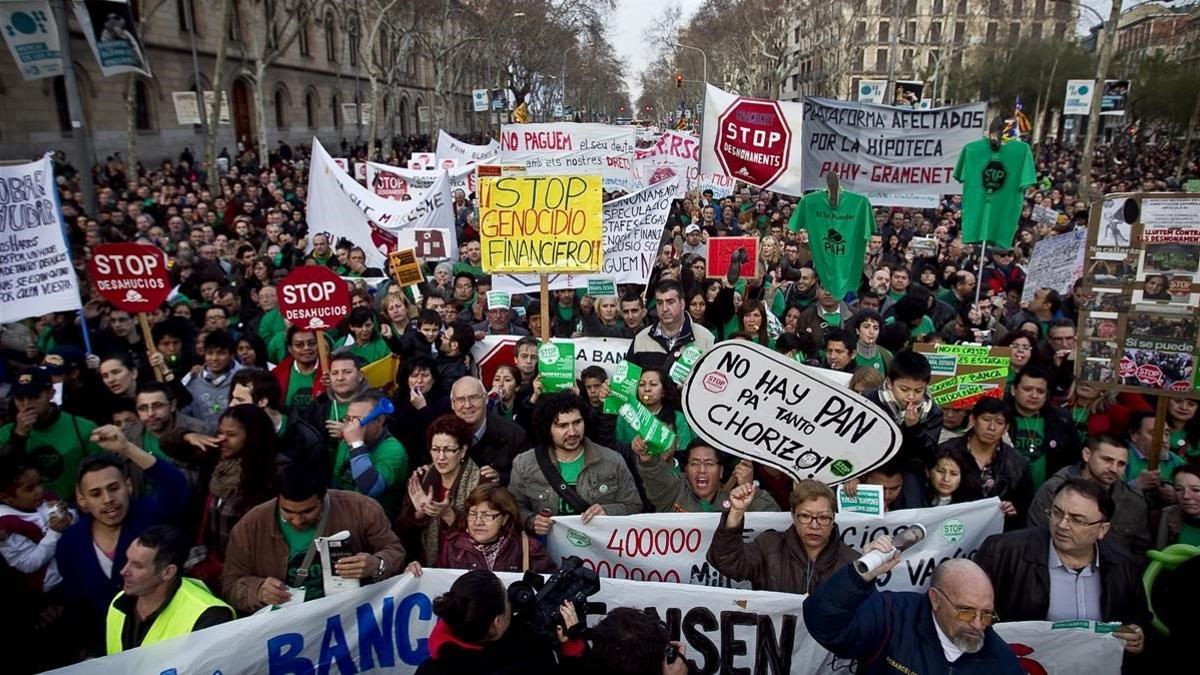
[633, 130, 700, 199]
[500, 122, 639, 192]
[170, 91, 230, 126]
[700, 84, 806, 195]
[547, 500, 1003, 592]
[0, 154, 82, 320]
[51, 566, 1122, 675]
[800, 97, 987, 207]
[682, 341, 901, 484]
[697, 171, 736, 199]
[472, 335, 631, 382]
[306, 138, 457, 266]
[366, 161, 475, 201]
[856, 79, 887, 104]
[0, 1, 62, 80]
[436, 129, 499, 164]
[1064, 79, 1093, 116]
[1020, 228, 1088, 304]
[491, 176, 678, 293]
[71, 0, 150, 77]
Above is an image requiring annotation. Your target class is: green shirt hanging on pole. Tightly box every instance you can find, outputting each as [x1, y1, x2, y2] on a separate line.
[953, 138, 1036, 248]
[787, 189, 875, 299]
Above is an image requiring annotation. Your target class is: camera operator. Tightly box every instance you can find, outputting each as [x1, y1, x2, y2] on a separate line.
[585, 607, 688, 675]
[803, 536, 1022, 674]
[417, 569, 584, 674]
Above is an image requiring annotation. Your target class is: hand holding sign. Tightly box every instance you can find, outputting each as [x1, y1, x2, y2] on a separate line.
[88, 244, 173, 381]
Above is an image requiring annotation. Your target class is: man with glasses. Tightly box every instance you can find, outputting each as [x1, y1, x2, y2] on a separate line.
[451, 377, 526, 485]
[707, 479, 854, 594]
[805, 544, 1020, 673]
[635, 441, 778, 514]
[333, 390, 408, 519]
[982, 247, 1026, 297]
[976, 479, 1150, 656]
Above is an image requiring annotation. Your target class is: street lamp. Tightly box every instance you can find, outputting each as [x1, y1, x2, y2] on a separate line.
[672, 42, 707, 86]
[1056, 0, 1123, 195]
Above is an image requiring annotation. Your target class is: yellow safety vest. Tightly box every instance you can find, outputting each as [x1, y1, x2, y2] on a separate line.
[105, 577, 233, 654]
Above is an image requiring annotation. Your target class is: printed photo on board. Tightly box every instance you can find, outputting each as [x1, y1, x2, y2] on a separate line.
[1097, 197, 1137, 247]
[1085, 341, 1117, 359]
[1086, 255, 1137, 285]
[1087, 288, 1132, 313]
[1081, 358, 1116, 384]
[1083, 313, 1119, 340]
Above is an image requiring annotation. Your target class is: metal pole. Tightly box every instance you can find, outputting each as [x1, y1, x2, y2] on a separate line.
[183, 0, 209, 155]
[1079, 0, 1124, 195]
[887, 0, 900, 100]
[53, 0, 97, 214]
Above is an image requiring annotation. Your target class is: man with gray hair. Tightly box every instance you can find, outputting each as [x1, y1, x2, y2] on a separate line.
[450, 377, 522, 485]
[804, 535, 1021, 673]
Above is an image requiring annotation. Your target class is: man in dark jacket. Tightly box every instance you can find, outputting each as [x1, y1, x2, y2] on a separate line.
[975, 479, 1149, 657]
[805, 546, 1021, 674]
[1007, 366, 1081, 486]
[863, 350, 943, 471]
[451, 377, 527, 485]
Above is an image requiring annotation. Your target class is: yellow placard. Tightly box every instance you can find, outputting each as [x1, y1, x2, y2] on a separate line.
[478, 174, 604, 274]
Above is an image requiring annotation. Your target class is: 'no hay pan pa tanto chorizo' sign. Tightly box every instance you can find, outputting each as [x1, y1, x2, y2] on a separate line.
[682, 341, 901, 485]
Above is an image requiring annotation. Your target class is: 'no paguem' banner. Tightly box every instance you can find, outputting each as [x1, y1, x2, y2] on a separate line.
[478, 174, 604, 274]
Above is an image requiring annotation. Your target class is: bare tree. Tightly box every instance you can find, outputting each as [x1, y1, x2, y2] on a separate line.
[125, 0, 170, 171]
[205, 0, 232, 177]
[396, 0, 484, 136]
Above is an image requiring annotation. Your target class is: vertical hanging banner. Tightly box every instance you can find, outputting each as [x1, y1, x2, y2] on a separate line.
[499, 122, 638, 192]
[71, 0, 150, 77]
[477, 174, 603, 273]
[436, 129, 499, 164]
[799, 97, 987, 208]
[0, 154, 81, 320]
[699, 84, 805, 195]
[0, 0, 62, 80]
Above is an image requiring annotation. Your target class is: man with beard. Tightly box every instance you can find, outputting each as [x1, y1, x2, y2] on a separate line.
[805, 551, 1021, 673]
[635, 441, 778, 513]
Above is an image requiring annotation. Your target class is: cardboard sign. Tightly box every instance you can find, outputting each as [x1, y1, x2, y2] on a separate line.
[1021, 229, 1087, 304]
[485, 290, 511, 310]
[909, 236, 938, 259]
[682, 341, 901, 484]
[277, 266, 351, 331]
[668, 343, 705, 384]
[603, 360, 643, 414]
[836, 484, 885, 515]
[478, 174, 604, 273]
[915, 343, 1012, 409]
[88, 243, 172, 313]
[586, 277, 617, 297]
[706, 236, 760, 280]
[387, 249, 424, 287]
[537, 341, 575, 393]
[410, 152, 436, 169]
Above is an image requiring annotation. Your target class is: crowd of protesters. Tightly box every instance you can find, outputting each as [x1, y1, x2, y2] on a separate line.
[0, 129, 1198, 674]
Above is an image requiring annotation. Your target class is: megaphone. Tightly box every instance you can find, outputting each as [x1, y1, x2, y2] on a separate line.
[358, 397, 395, 426]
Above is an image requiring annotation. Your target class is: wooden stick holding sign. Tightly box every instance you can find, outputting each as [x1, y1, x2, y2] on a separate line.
[276, 266, 351, 383]
[1148, 396, 1168, 472]
[540, 275, 551, 343]
[87, 244, 173, 383]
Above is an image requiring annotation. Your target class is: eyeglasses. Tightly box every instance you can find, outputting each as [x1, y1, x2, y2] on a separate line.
[466, 510, 502, 523]
[430, 445, 461, 456]
[686, 460, 720, 470]
[452, 393, 485, 406]
[793, 512, 834, 527]
[1045, 506, 1106, 528]
[932, 587, 998, 626]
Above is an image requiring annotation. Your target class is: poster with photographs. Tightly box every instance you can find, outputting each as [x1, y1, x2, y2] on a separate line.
[1077, 193, 1200, 397]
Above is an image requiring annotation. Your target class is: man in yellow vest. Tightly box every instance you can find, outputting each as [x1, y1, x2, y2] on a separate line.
[105, 525, 234, 654]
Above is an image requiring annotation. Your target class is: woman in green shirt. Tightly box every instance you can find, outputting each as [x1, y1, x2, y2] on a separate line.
[344, 306, 393, 365]
[997, 330, 1039, 387]
[487, 365, 521, 421]
[1166, 398, 1200, 460]
[1154, 465, 1200, 548]
[615, 368, 694, 456]
[733, 299, 775, 348]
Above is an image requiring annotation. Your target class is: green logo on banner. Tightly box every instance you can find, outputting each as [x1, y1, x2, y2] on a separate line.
[830, 459, 853, 477]
[567, 529, 591, 547]
[942, 518, 965, 543]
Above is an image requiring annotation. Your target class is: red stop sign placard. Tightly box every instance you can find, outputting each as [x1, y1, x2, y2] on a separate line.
[715, 97, 793, 188]
[88, 243, 172, 313]
[278, 266, 350, 331]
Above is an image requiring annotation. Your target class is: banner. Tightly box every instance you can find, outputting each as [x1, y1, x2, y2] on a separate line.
[471, 335, 630, 388]
[478, 174, 604, 273]
[365, 161, 475, 200]
[71, 0, 150, 77]
[633, 129, 700, 198]
[1064, 79, 1093, 115]
[435, 129, 499, 164]
[48, 566, 1122, 675]
[700, 84, 805, 194]
[856, 79, 886, 104]
[682, 341, 901, 484]
[171, 91, 230, 126]
[696, 171, 736, 199]
[0, 154, 81, 320]
[0, 1, 62, 80]
[499, 122, 639, 192]
[491, 176, 678, 293]
[1020, 229, 1087, 304]
[800, 97, 987, 207]
[916, 343, 1012, 410]
[1100, 80, 1131, 116]
[306, 138, 457, 268]
[548, 499, 1003, 590]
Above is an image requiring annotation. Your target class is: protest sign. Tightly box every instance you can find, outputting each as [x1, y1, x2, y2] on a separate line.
[0, 155, 80, 320]
[856, 79, 887, 103]
[307, 139, 457, 269]
[485, 290, 511, 310]
[0, 1, 62, 80]
[706, 236, 759, 280]
[410, 152, 435, 169]
[500, 122, 639, 191]
[387, 249, 423, 287]
[915, 343, 1012, 409]
[668, 343, 705, 384]
[682, 341, 901, 484]
[170, 91, 229, 126]
[491, 175, 677, 294]
[436, 129, 499, 164]
[367, 160, 475, 200]
[700, 84, 805, 194]
[71, 0, 150, 77]
[836, 484, 884, 515]
[537, 341, 576, 392]
[696, 171, 736, 199]
[478, 174, 604, 274]
[46, 564, 1123, 675]
[800, 98, 986, 208]
[277, 266, 350, 332]
[909, 236, 938, 259]
[548, 499, 1002, 592]
[633, 129, 700, 198]
[472, 335, 630, 388]
[1064, 79, 1093, 115]
[602, 360, 642, 414]
[1032, 204, 1060, 227]
[586, 277, 616, 297]
[1101, 80, 1130, 116]
[1020, 228, 1087, 304]
[615, 401, 677, 454]
[87, 243, 170, 313]
[1078, 193, 1200, 397]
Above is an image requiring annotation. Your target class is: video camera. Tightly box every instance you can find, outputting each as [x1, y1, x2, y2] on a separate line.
[507, 556, 600, 644]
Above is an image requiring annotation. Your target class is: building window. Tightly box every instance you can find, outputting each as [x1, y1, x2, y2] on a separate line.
[875, 48, 887, 71]
[853, 48, 864, 70]
[275, 88, 287, 129]
[299, 19, 310, 56]
[986, 22, 998, 44]
[902, 49, 913, 71]
[332, 93, 342, 129]
[1032, 23, 1043, 41]
[929, 49, 940, 68]
[177, 0, 196, 32]
[878, 21, 889, 43]
[135, 79, 152, 130]
[989, 0, 1002, 16]
[325, 11, 338, 63]
[228, 0, 242, 42]
[348, 19, 359, 68]
[1009, 22, 1020, 44]
[855, 21, 866, 41]
[1013, 0, 1023, 13]
[306, 90, 318, 128]
[1036, 0, 1045, 15]
[954, 21, 965, 44]
[906, 21, 916, 41]
[957, 0, 967, 13]
[931, 21, 942, 42]
[933, 0, 944, 14]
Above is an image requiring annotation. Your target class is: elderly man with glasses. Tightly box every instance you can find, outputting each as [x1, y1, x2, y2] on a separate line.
[976, 478, 1150, 656]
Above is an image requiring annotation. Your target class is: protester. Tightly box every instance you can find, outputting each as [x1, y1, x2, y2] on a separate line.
[409, 483, 554, 574]
[862, 351, 942, 469]
[940, 397, 1032, 526]
[585, 607, 689, 675]
[636, 440, 777, 513]
[451, 377, 526, 485]
[626, 280, 716, 371]
[1154, 464, 1200, 547]
[300, 351, 367, 446]
[332, 390, 409, 518]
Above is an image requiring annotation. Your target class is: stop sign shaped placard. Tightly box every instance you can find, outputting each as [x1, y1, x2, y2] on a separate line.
[278, 266, 350, 331]
[88, 243, 172, 313]
[715, 97, 793, 188]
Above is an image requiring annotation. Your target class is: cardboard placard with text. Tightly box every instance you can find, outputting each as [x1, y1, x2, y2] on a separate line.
[387, 249, 424, 287]
[914, 343, 1012, 410]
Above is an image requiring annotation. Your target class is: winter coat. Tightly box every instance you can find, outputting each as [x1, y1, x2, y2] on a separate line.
[508, 439, 643, 530]
[707, 511, 856, 594]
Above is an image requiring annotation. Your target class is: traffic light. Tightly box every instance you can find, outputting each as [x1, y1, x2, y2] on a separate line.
[676, 74, 683, 88]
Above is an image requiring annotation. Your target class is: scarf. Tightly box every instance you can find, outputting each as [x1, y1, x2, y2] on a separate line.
[209, 458, 243, 501]
[879, 386, 933, 426]
[857, 340, 878, 359]
[473, 533, 508, 571]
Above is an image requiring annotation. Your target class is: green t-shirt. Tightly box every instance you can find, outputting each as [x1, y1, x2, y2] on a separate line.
[285, 366, 317, 410]
[0, 412, 101, 501]
[856, 350, 888, 375]
[1070, 406, 1090, 445]
[788, 190, 874, 299]
[280, 514, 324, 602]
[1124, 445, 1185, 483]
[1169, 429, 1199, 459]
[953, 138, 1036, 248]
[452, 261, 485, 279]
[333, 436, 409, 518]
[557, 454, 586, 515]
[258, 308, 286, 344]
[819, 307, 842, 328]
[348, 336, 392, 365]
[1012, 414, 1047, 486]
[1180, 522, 1200, 547]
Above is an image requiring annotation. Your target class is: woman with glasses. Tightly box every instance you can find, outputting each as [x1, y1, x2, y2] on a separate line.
[407, 483, 553, 575]
[395, 415, 487, 566]
[634, 440, 779, 514]
[707, 479, 856, 594]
